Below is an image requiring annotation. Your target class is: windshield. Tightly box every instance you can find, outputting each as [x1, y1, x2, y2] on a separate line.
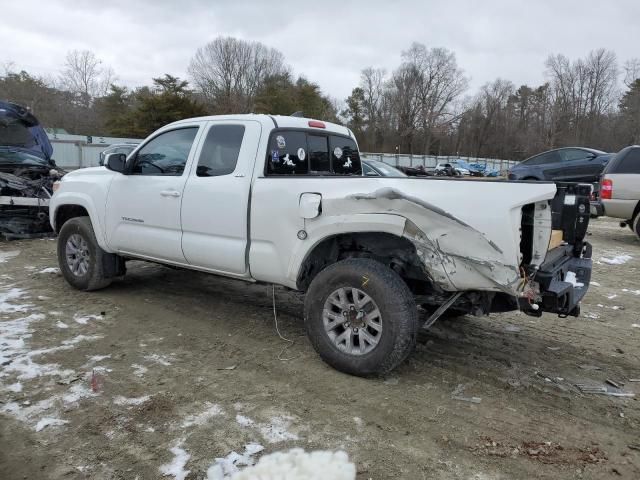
[0, 149, 49, 166]
[367, 160, 407, 177]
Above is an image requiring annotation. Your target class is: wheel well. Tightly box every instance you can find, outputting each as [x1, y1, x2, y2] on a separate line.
[296, 232, 433, 293]
[55, 205, 89, 233]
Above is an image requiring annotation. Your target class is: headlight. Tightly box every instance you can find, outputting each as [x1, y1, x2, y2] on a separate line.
[52, 181, 61, 193]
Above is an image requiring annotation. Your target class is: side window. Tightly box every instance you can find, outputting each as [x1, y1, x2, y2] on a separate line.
[267, 131, 308, 175]
[363, 163, 378, 176]
[196, 125, 245, 177]
[330, 136, 362, 175]
[559, 149, 588, 162]
[130, 127, 198, 176]
[308, 135, 330, 173]
[616, 149, 640, 174]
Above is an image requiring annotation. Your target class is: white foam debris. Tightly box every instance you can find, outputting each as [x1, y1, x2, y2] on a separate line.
[632, 324, 640, 329]
[607, 294, 618, 300]
[210, 449, 356, 480]
[74, 313, 102, 325]
[206, 443, 264, 479]
[114, 395, 151, 406]
[0, 287, 32, 313]
[144, 353, 174, 366]
[0, 250, 20, 263]
[37, 267, 60, 274]
[564, 271, 584, 288]
[159, 441, 191, 480]
[131, 363, 148, 377]
[182, 402, 224, 428]
[600, 255, 632, 265]
[55, 321, 69, 329]
[258, 415, 299, 443]
[236, 414, 254, 427]
[35, 417, 69, 432]
[591, 281, 601, 286]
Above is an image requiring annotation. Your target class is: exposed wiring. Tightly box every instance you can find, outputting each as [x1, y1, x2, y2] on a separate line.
[271, 284, 299, 361]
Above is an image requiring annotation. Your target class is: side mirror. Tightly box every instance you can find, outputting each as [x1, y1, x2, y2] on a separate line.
[105, 153, 127, 173]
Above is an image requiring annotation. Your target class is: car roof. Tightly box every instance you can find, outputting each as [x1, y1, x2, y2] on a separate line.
[525, 146, 607, 160]
[167, 114, 352, 137]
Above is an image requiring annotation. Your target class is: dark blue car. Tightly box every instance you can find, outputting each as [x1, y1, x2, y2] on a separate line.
[508, 147, 612, 182]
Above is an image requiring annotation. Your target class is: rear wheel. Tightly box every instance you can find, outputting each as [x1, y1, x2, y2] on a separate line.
[304, 258, 419, 376]
[633, 214, 640, 241]
[57, 216, 113, 291]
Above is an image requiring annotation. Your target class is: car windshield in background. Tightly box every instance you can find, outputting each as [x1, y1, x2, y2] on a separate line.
[366, 160, 407, 177]
[0, 149, 48, 166]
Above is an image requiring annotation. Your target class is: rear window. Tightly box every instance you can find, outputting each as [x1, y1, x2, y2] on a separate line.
[611, 148, 640, 174]
[266, 130, 361, 176]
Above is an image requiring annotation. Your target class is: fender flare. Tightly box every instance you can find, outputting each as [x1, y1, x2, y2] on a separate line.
[50, 192, 111, 252]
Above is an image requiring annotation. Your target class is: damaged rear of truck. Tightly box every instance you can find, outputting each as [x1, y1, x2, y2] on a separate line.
[0, 101, 62, 239]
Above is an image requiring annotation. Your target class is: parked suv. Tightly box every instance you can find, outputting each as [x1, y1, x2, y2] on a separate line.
[599, 145, 640, 239]
[508, 147, 612, 182]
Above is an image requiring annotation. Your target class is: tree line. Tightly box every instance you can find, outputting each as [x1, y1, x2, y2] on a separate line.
[1, 37, 639, 160]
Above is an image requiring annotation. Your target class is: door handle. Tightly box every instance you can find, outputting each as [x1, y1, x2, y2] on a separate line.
[160, 190, 181, 197]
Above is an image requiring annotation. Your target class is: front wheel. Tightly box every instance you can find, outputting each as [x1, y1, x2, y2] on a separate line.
[57, 216, 113, 291]
[304, 258, 419, 376]
[633, 214, 640, 241]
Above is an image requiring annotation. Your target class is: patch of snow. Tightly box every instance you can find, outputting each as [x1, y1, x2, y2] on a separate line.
[131, 363, 148, 377]
[114, 395, 151, 406]
[182, 402, 224, 428]
[86, 354, 111, 363]
[55, 321, 69, 329]
[159, 441, 191, 480]
[632, 324, 640, 329]
[591, 281, 601, 286]
[622, 288, 640, 295]
[258, 415, 299, 443]
[236, 414, 254, 427]
[584, 312, 600, 320]
[63, 381, 98, 404]
[210, 449, 355, 480]
[143, 353, 174, 366]
[600, 254, 632, 265]
[206, 443, 264, 479]
[0, 250, 20, 263]
[37, 267, 60, 274]
[607, 294, 618, 300]
[49, 311, 63, 316]
[74, 313, 101, 325]
[0, 287, 32, 313]
[62, 334, 103, 346]
[35, 417, 69, 432]
[504, 325, 521, 333]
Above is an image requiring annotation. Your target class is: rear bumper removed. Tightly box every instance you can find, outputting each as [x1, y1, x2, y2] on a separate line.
[522, 243, 592, 317]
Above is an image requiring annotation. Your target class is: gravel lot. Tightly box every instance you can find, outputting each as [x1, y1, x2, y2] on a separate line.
[1, 216, 639, 479]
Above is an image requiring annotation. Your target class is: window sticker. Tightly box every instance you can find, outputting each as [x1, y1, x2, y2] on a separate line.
[343, 157, 352, 168]
[276, 135, 286, 149]
[283, 153, 295, 166]
[297, 147, 306, 161]
[333, 147, 343, 159]
[271, 150, 280, 163]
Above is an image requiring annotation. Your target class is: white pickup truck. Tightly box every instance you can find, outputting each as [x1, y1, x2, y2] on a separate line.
[50, 115, 593, 376]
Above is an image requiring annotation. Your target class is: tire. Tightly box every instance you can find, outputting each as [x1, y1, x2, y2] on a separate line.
[522, 176, 539, 181]
[633, 214, 640, 241]
[304, 258, 419, 376]
[57, 216, 113, 291]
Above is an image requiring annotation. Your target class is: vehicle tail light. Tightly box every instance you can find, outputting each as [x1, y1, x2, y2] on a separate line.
[601, 178, 613, 199]
[308, 120, 325, 129]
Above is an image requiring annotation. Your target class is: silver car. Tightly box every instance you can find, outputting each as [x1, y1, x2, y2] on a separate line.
[600, 145, 640, 239]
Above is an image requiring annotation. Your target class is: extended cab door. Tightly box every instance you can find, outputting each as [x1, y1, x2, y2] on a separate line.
[180, 120, 261, 275]
[104, 125, 202, 263]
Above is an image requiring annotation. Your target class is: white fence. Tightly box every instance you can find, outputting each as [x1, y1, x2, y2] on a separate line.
[48, 133, 519, 172]
[361, 152, 518, 172]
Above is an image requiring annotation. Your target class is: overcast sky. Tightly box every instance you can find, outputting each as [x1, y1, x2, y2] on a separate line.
[3, 0, 639, 101]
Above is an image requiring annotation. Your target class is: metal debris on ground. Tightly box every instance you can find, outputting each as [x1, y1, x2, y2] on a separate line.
[575, 383, 636, 397]
[451, 383, 482, 404]
[605, 379, 623, 389]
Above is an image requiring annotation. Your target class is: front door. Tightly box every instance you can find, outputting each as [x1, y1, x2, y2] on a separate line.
[104, 125, 201, 263]
[180, 120, 261, 275]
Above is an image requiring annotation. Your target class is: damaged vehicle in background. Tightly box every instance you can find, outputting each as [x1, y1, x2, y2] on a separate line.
[50, 114, 593, 377]
[0, 101, 63, 239]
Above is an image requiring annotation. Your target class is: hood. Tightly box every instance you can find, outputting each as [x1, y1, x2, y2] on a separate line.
[0, 101, 53, 161]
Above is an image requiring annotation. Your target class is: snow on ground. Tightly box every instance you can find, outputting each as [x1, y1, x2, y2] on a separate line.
[74, 313, 102, 325]
[0, 250, 20, 263]
[114, 395, 151, 406]
[236, 414, 254, 427]
[131, 363, 148, 377]
[55, 321, 69, 329]
[37, 267, 60, 274]
[206, 443, 264, 478]
[144, 353, 174, 366]
[35, 417, 69, 432]
[258, 415, 300, 443]
[0, 287, 32, 313]
[210, 449, 355, 480]
[160, 441, 191, 480]
[182, 402, 224, 428]
[599, 254, 632, 265]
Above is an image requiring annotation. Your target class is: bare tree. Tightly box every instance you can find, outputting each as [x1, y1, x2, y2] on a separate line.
[623, 58, 640, 87]
[59, 50, 114, 106]
[360, 67, 386, 150]
[188, 37, 288, 113]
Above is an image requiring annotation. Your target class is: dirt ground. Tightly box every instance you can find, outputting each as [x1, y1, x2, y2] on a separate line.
[1, 216, 639, 480]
